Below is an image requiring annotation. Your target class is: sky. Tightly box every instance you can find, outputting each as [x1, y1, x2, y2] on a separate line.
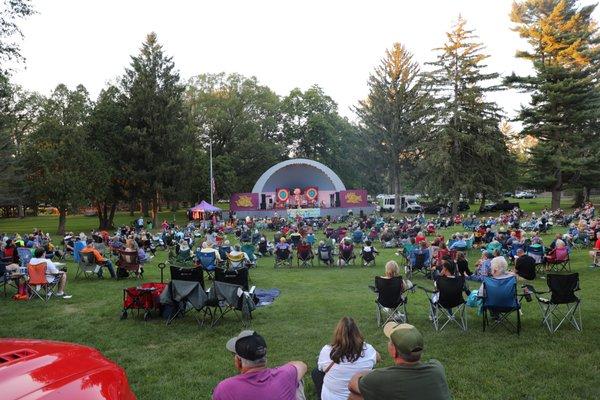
[11, 0, 600, 122]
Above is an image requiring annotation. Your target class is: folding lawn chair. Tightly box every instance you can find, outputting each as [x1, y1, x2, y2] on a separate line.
[241, 244, 257, 267]
[274, 248, 292, 268]
[296, 244, 314, 268]
[370, 276, 410, 326]
[121, 264, 166, 321]
[480, 276, 521, 334]
[215, 265, 250, 291]
[419, 277, 468, 331]
[339, 245, 356, 266]
[525, 273, 581, 333]
[117, 250, 142, 280]
[406, 252, 431, 280]
[26, 263, 60, 302]
[526, 245, 546, 275]
[76, 251, 102, 279]
[207, 280, 256, 327]
[163, 265, 208, 326]
[227, 253, 247, 271]
[361, 248, 377, 267]
[546, 247, 571, 272]
[592, 250, 600, 269]
[197, 251, 218, 280]
[17, 248, 32, 271]
[317, 245, 334, 267]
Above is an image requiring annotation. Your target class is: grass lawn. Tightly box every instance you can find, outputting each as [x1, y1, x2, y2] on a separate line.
[1, 200, 599, 399]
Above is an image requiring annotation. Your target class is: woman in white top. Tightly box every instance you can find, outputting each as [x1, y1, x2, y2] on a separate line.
[313, 316, 380, 400]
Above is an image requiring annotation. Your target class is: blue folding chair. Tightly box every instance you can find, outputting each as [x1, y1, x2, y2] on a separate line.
[17, 247, 32, 272]
[197, 251, 217, 280]
[241, 244, 257, 266]
[480, 276, 521, 334]
[73, 241, 85, 263]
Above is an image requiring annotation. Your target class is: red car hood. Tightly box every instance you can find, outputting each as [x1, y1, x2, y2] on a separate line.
[0, 339, 136, 400]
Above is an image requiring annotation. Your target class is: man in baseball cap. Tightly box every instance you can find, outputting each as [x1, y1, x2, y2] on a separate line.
[348, 323, 451, 400]
[212, 330, 307, 400]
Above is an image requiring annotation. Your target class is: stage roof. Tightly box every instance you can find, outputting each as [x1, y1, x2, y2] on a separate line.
[252, 158, 346, 193]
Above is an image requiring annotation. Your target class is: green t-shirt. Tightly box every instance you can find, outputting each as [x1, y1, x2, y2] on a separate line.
[358, 359, 451, 400]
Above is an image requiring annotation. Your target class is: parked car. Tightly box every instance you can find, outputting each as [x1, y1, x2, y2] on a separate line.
[422, 201, 469, 214]
[515, 191, 536, 199]
[0, 339, 137, 400]
[479, 200, 521, 213]
[503, 192, 514, 197]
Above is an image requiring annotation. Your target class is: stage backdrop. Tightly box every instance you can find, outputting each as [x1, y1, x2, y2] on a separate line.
[339, 190, 368, 208]
[230, 193, 259, 211]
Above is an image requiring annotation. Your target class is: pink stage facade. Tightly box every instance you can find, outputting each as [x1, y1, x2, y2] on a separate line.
[229, 159, 375, 218]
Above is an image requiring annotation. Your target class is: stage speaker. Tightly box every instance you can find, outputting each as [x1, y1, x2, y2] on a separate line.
[260, 194, 266, 210]
[335, 192, 341, 208]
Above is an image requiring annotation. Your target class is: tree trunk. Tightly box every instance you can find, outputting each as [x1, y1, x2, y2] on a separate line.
[18, 204, 24, 219]
[97, 202, 117, 230]
[57, 208, 67, 235]
[451, 194, 459, 216]
[108, 203, 117, 228]
[393, 162, 401, 214]
[479, 192, 487, 213]
[170, 200, 178, 212]
[551, 189, 561, 210]
[152, 191, 160, 228]
[572, 190, 584, 208]
[582, 186, 590, 203]
[141, 199, 150, 217]
[129, 199, 136, 217]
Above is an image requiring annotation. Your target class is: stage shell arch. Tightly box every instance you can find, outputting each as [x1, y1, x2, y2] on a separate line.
[230, 158, 374, 218]
[252, 158, 346, 193]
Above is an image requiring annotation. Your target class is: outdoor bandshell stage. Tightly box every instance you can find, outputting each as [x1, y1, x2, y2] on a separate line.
[230, 158, 375, 218]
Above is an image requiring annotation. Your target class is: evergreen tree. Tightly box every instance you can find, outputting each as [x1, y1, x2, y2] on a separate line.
[421, 17, 515, 214]
[121, 33, 189, 224]
[507, 0, 600, 209]
[356, 43, 432, 212]
[87, 85, 128, 229]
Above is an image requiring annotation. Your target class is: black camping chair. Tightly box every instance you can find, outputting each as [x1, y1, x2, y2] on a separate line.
[369, 276, 412, 326]
[208, 281, 256, 328]
[525, 273, 581, 333]
[215, 266, 250, 291]
[361, 248, 377, 267]
[419, 277, 468, 331]
[163, 265, 208, 326]
[480, 276, 521, 335]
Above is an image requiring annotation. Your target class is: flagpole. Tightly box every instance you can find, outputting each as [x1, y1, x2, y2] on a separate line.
[209, 138, 214, 205]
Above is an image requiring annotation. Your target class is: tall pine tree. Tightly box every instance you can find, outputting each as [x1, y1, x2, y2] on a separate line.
[356, 43, 432, 212]
[421, 17, 515, 214]
[507, 0, 600, 209]
[121, 33, 189, 225]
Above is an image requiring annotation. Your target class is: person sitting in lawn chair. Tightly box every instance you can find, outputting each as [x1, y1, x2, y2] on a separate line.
[257, 237, 272, 256]
[361, 240, 378, 267]
[589, 232, 600, 268]
[29, 247, 72, 299]
[408, 241, 431, 278]
[338, 238, 356, 267]
[317, 241, 334, 267]
[468, 251, 493, 282]
[296, 240, 314, 267]
[80, 239, 116, 279]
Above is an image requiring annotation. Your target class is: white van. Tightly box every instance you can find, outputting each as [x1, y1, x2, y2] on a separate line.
[377, 195, 422, 213]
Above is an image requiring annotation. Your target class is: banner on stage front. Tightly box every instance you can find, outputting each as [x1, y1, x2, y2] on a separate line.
[339, 189, 368, 208]
[287, 208, 321, 219]
[230, 193, 259, 211]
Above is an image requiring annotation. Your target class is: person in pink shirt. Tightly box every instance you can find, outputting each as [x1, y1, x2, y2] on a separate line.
[212, 330, 307, 400]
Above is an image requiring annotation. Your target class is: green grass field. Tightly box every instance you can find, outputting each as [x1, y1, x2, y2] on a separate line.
[1, 200, 599, 399]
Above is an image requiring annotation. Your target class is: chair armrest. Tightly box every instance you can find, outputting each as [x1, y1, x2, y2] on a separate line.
[368, 285, 377, 293]
[248, 286, 256, 295]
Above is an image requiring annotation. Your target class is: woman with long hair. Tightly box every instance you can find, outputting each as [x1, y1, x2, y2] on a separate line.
[312, 316, 379, 400]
